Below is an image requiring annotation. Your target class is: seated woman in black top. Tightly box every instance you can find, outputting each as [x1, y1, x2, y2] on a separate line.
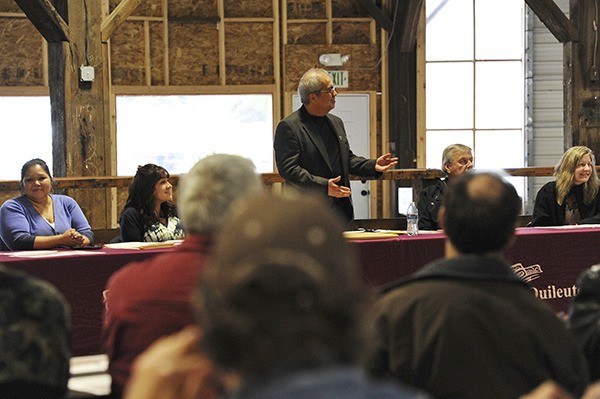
[531, 146, 600, 226]
[120, 164, 185, 242]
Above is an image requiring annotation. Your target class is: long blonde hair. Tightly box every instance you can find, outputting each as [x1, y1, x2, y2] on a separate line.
[554, 146, 599, 205]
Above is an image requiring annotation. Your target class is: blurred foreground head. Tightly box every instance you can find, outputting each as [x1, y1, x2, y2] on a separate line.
[443, 171, 521, 254]
[178, 153, 262, 235]
[0, 265, 71, 399]
[196, 191, 366, 378]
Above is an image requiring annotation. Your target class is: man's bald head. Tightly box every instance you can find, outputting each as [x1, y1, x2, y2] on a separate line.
[442, 172, 521, 254]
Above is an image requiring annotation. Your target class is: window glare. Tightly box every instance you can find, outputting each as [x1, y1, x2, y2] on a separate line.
[0, 97, 52, 179]
[426, 0, 473, 61]
[475, 130, 524, 169]
[426, 62, 474, 129]
[116, 95, 273, 175]
[475, 129, 526, 201]
[475, 0, 523, 60]
[475, 61, 524, 129]
[425, 1, 525, 201]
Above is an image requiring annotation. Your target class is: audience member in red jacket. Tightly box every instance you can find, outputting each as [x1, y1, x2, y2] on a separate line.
[101, 153, 262, 398]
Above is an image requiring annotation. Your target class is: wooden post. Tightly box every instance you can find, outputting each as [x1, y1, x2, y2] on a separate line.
[565, 0, 600, 153]
[48, 0, 110, 228]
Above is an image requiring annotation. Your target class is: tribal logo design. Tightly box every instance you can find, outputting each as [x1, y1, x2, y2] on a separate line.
[511, 263, 543, 283]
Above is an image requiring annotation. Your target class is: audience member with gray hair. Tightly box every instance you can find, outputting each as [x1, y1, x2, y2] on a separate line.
[123, 191, 430, 399]
[102, 153, 262, 398]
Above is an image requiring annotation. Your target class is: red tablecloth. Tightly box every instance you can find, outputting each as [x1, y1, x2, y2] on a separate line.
[3, 227, 600, 356]
[351, 226, 600, 315]
[0, 247, 174, 356]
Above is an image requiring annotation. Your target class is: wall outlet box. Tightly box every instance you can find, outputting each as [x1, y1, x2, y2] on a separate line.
[79, 65, 95, 82]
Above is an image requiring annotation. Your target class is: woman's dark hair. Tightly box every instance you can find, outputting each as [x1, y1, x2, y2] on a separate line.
[122, 164, 177, 229]
[20, 158, 53, 192]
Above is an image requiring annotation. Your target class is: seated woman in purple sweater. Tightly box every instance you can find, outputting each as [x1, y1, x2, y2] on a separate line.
[0, 158, 94, 251]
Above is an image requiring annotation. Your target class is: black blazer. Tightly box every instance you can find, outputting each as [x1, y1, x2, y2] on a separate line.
[417, 178, 447, 230]
[530, 181, 600, 226]
[274, 105, 379, 221]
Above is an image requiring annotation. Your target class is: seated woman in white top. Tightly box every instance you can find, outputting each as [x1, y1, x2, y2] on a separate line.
[120, 163, 184, 242]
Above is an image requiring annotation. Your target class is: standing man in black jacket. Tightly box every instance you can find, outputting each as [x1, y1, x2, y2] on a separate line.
[274, 67, 397, 222]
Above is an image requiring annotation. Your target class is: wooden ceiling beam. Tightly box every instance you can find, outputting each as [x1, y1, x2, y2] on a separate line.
[357, 0, 393, 31]
[525, 0, 578, 42]
[13, 0, 70, 42]
[101, 0, 143, 43]
[399, 0, 423, 52]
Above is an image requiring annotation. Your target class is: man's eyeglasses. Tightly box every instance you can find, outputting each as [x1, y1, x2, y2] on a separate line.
[455, 157, 473, 166]
[318, 85, 336, 94]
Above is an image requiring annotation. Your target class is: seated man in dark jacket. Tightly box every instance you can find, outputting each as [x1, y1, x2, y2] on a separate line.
[417, 143, 472, 230]
[367, 172, 589, 399]
[568, 265, 600, 381]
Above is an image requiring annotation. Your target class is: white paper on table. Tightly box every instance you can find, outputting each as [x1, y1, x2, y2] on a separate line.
[7, 250, 105, 258]
[70, 354, 109, 375]
[532, 224, 600, 229]
[68, 354, 111, 396]
[68, 374, 112, 396]
[103, 240, 183, 250]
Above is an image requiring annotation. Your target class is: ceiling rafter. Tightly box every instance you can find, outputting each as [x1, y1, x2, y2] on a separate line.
[357, 0, 393, 31]
[101, 0, 144, 43]
[399, 0, 423, 52]
[525, 0, 578, 42]
[14, 0, 70, 43]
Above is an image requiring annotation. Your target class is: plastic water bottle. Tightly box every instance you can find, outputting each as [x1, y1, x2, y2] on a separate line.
[406, 201, 419, 236]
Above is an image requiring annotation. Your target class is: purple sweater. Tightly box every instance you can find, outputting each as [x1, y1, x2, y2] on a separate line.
[0, 194, 94, 250]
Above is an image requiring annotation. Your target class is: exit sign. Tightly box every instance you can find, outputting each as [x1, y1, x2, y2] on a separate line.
[327, 70, 348, 88]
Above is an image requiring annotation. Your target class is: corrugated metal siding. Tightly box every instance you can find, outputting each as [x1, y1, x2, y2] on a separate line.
[526, 0, 568, 213]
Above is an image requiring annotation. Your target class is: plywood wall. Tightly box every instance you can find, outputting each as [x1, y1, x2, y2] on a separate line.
[0, 17, 44, 86]
[0, 0, 386, 224]
[0, 0, 380, 91]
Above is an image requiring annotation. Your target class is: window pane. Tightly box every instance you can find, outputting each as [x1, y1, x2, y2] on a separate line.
[425, 130, 473, 169]
[474, 129, 524, 168]
[426, 0, 473, 61]
[475, 61, 523, 129]
[426, 62, 474, 129]
[475, 129, 525, 202]
[116, 95, 273, 175]
[475, 0, 523, 60]
[0, 97, 52, 179]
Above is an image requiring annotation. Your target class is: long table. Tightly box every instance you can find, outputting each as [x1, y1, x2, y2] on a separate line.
[352, 226, 600, 316]
[1, 226, 599, 356]
[0, 247, 174, 356]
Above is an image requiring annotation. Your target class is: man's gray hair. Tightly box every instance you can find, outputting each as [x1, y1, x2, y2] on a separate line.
[298, 68, 330, 105]
[178, 154, 262, 234]
[441, 143, 472, 172]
